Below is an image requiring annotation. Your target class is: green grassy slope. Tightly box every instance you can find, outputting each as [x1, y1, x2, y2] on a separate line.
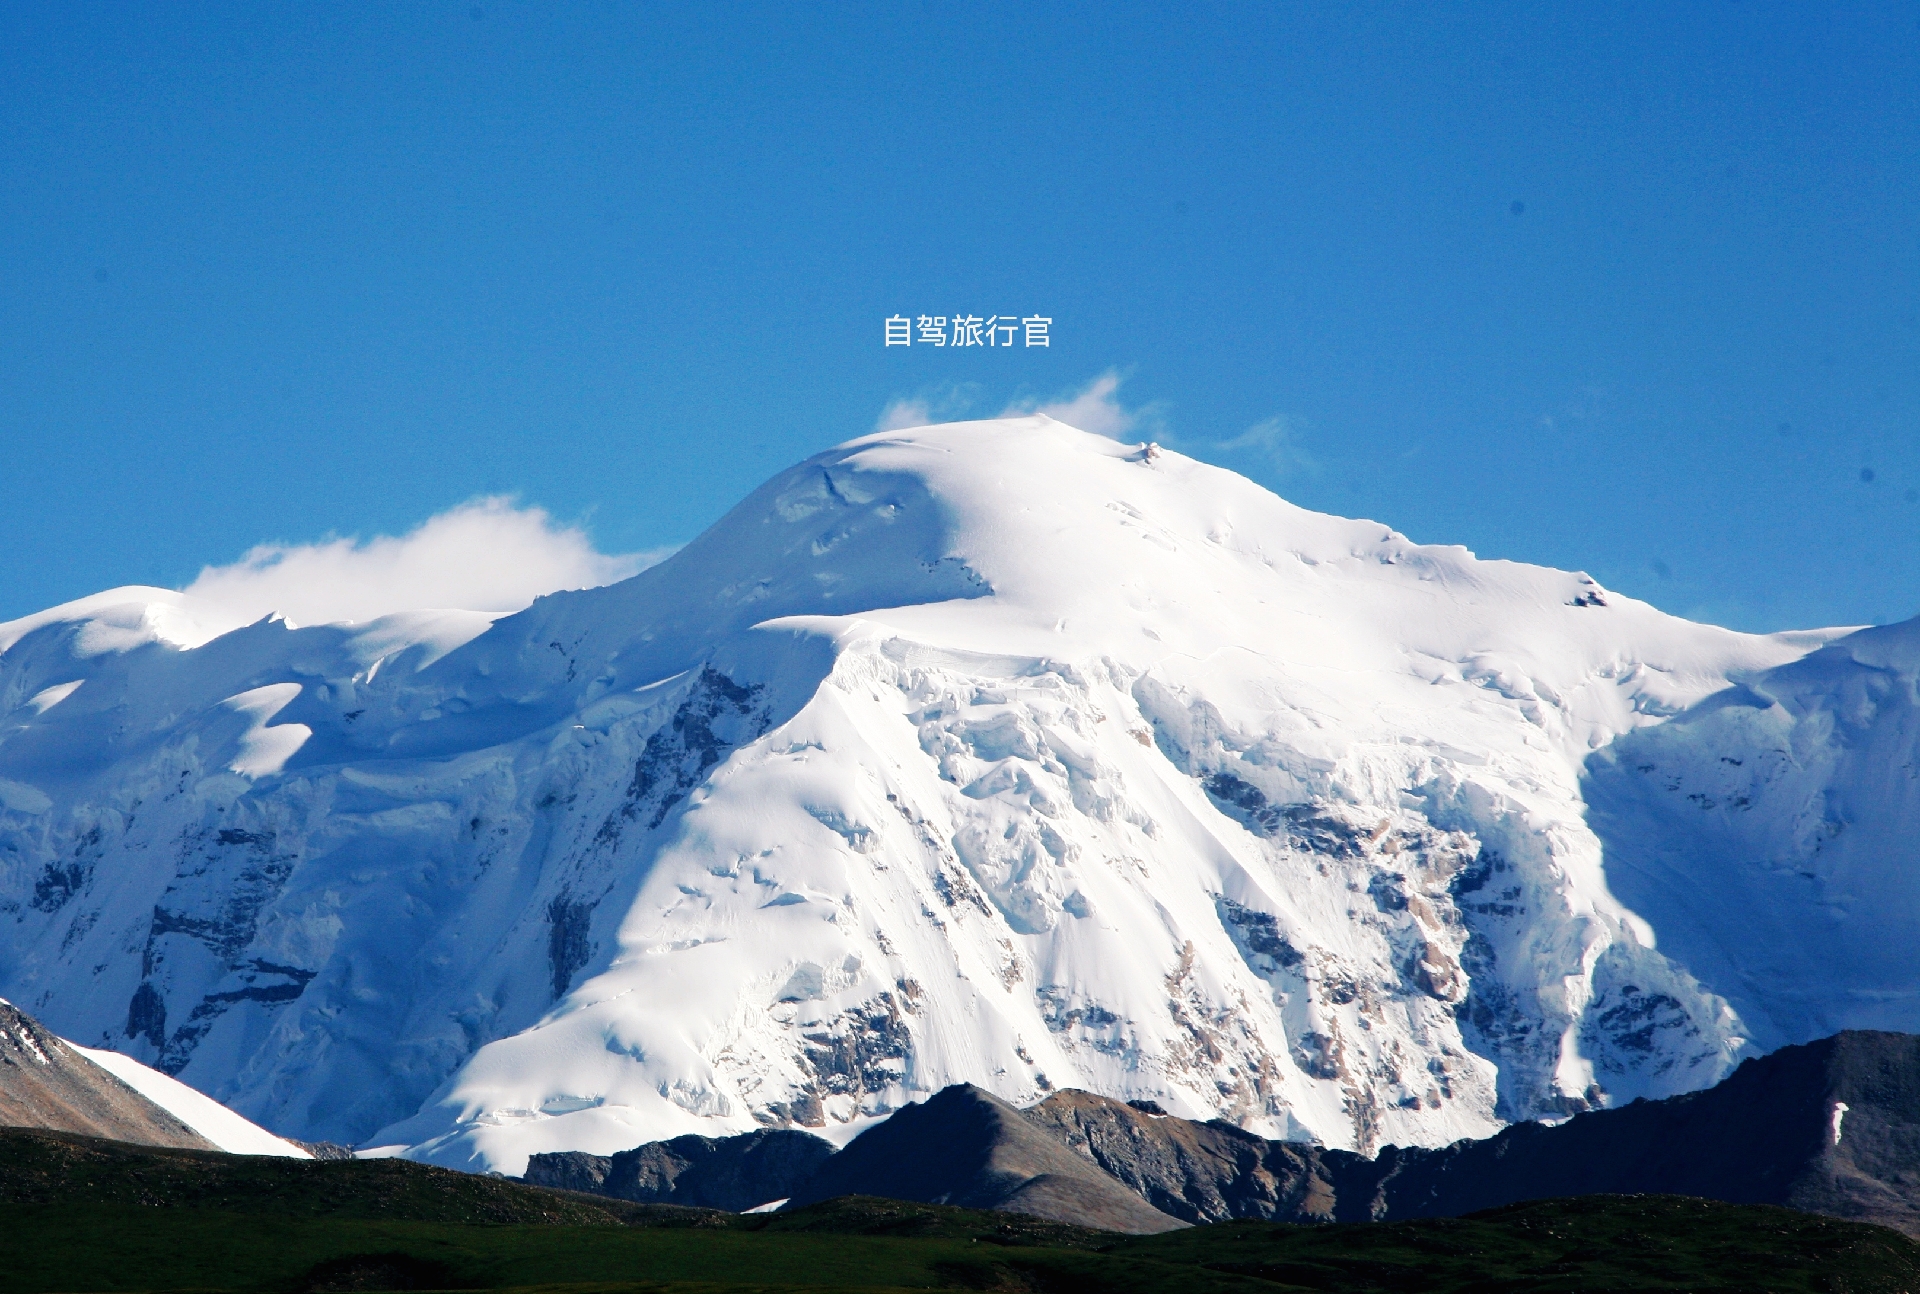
[5, 1129, 1920, 1292]
[12, 1193, 1920, 1293]
[1115, 1193, 1920, 1292]
[0, 1127, 677, 1224]
[0, 1200, 1268, 1294]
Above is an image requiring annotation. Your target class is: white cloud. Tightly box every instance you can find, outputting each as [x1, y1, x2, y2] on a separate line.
[1215, 415, 1316, 478]
[1001, 370, 1164, 441]
[875, 397, 934, 433]
[875, 372, 1163, 441]
[875, 382, 981, 432]
[181, 498, 668, 629]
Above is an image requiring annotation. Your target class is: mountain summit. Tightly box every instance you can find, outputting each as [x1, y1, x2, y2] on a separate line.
[0, 417, 1911, 1173]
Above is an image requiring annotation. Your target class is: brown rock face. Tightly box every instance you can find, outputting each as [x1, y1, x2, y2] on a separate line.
[523, 1149, 612, 1194]
[1022, 1089, 1354, 1223]
[0, 1000, 216, 1150]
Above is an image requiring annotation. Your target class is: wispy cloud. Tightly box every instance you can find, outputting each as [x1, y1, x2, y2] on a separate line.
[181, 498, 669, 628]
[1001, 370, 1165, 441]
[874, 370, 1165, 441]
[875, 398, 934, 433]
[874, 382, 981, 432]
[1214, 415, 1316, 478]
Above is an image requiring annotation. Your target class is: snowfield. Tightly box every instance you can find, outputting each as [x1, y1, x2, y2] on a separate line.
[0, 417, 1909, 1174]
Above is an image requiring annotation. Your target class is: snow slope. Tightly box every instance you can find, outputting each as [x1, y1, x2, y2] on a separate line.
[69, 1043, 311, 1156]
[1583, 619, 1920, 1045]
[0, 416, 1903, 1174]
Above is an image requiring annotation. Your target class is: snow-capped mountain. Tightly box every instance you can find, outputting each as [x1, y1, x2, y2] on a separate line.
[0, 417, 1908, 1175]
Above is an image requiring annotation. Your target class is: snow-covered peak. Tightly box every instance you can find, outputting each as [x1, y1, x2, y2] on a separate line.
[0, 587, 220, 656]
[423, 416, 1829, 754]
[0, 415, 1903, 1179]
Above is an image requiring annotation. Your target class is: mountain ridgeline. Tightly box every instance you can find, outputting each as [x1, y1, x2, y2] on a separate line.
[527, 1031, 1920, 1237]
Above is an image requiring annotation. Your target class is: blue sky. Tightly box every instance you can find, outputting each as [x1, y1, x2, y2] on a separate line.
[2, 2, 1915, 632]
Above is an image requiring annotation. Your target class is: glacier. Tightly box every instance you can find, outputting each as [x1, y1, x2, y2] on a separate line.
[0, 415, 1908, 1175]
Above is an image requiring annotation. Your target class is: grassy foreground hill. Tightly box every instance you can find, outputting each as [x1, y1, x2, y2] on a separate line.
[3, 1129, 1920, 1292]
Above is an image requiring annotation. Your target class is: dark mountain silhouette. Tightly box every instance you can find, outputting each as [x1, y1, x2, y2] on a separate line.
[782, 1084, 1186, 1233]
[527, 1031, 1920, 1236]
[1356, 1029, 1920, 1235]
[526, 1127, 834, 1211]
[1020, 1033, 1920, 1234]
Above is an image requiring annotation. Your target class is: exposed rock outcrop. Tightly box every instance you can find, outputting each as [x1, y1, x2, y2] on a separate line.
[522, 1149, 611, 1194]
[528, 1127, 832, 1211]
[1021, 1087, 1357, 1223]
[291, 1140, 356, 1161]
[776, 1084, 1187, 1233]
[1022, 1031, 1920, 1236]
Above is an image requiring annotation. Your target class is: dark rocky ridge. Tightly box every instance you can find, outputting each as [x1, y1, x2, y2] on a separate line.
[0, 1000, 217, 1150]
[784, 1084, 1188, 1233]
[525, 1127, 833, 1211]
[1357, 1028, 1920, 1235]
[527, 1031, 1920, 1237]
[531, 1085, 1185, 1234]
[524, 1148, 611, 1194]
[1022, 1086, 1358, 1223]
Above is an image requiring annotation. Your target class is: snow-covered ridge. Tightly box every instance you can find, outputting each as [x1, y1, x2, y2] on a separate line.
[0, 994, 306, 1155]
[70, 1043, 311, 1157]
[0, 416, 1907, 1175]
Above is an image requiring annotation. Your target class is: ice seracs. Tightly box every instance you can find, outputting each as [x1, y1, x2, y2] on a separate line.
[0, 416, 1907, 1176]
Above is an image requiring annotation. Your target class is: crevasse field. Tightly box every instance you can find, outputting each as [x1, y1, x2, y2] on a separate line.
[1, 418, 1913, 1174]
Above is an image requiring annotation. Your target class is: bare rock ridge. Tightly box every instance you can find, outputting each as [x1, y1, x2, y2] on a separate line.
[1357, 1027, 1920, 1236]
[524, 1149, 612, 1194]
[781, 1084, 1187, 1233]
[1022, 1087, 1360, 1223]
[529, 1084, 1188, 1233]
[0, 1000, 216, 1150]
[523, 1128, 834, 1211]
[527, 1031, 1920, 1236]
